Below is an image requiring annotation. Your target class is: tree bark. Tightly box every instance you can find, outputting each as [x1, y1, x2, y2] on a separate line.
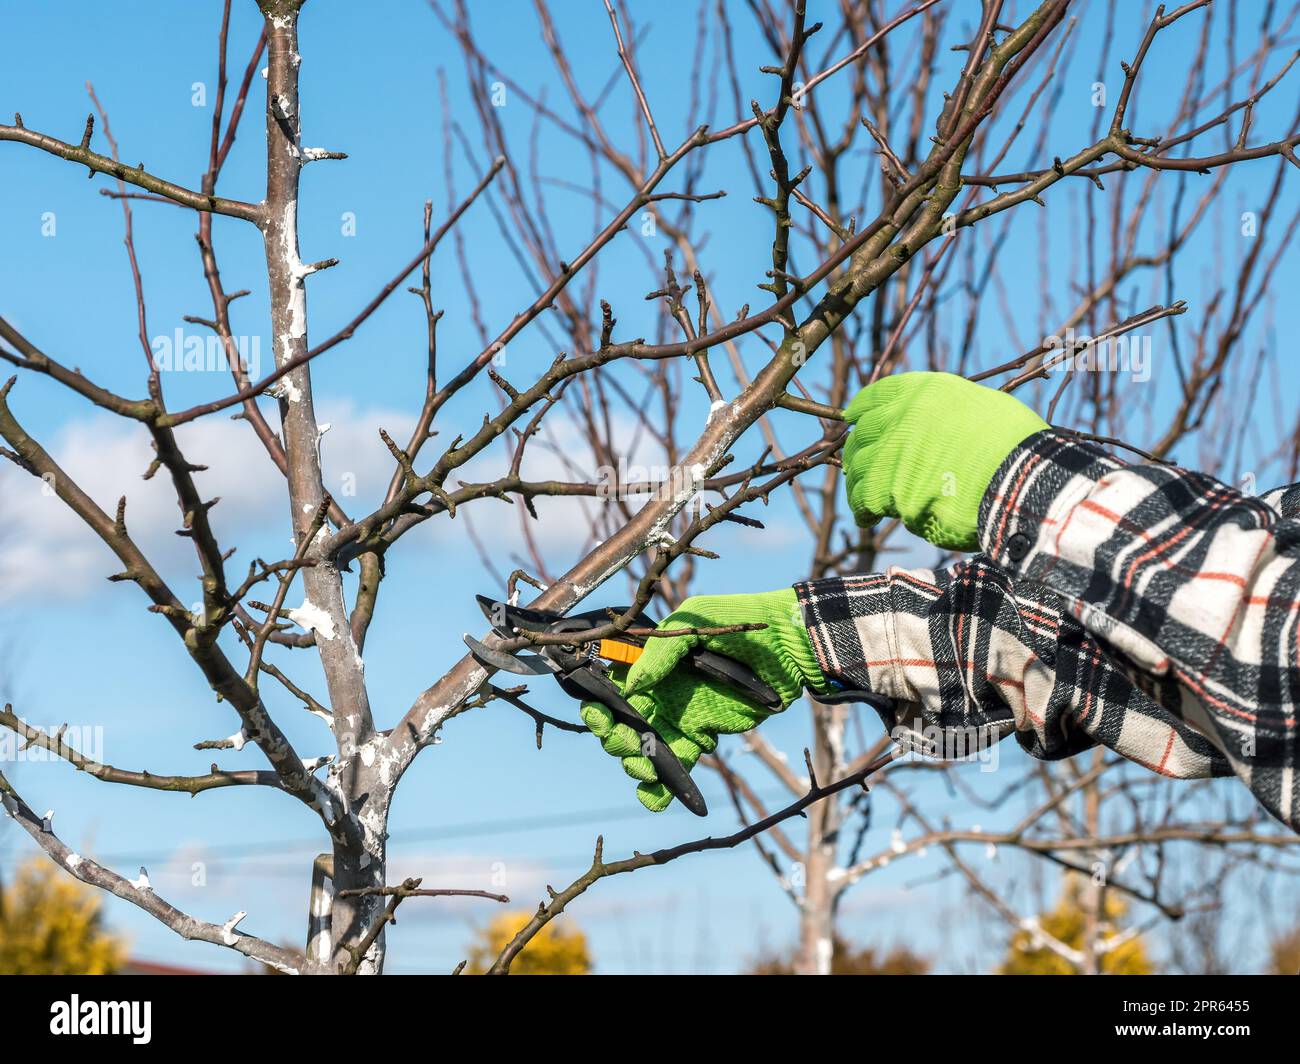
[796, 700, 848, 974]
[258, 0, 385, 974]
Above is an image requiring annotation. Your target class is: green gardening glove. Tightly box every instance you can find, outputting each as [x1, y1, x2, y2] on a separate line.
[842, 371, 1048, 551]
[580, 589, 828, 811]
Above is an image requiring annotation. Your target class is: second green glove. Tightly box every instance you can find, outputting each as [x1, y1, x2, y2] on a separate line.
[580, 589, 828, 811]
[841, 371, 1048, 550]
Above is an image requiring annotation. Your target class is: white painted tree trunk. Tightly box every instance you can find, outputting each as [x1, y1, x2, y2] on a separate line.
[259, 1, 387, 974]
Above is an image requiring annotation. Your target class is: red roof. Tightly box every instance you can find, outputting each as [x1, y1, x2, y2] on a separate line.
[119, 957, 222, 976]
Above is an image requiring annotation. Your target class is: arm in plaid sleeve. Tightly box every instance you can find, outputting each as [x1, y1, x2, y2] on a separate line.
[795, 558, 1233, 791]
[976, 429, 1300, 826]
[1259, 482, 1300, 519]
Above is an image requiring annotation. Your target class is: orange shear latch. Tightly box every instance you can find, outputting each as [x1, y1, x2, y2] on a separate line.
[597, 639, 643, 665]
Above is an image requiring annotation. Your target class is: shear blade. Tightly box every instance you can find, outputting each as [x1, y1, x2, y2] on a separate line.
[462, 633, 553, 675]
[474, 594, 563, 634]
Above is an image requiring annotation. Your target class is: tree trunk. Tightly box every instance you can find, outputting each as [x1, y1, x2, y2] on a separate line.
[795, 700, 848, 974]
[258, 0, 386, 974]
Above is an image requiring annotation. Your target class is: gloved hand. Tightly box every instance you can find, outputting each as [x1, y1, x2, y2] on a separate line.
[580, 589, 828, 811]
[842, 371, 1048, 550]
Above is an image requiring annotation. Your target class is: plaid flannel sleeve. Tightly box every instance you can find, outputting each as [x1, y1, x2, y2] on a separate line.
[795, 558, 1233, 786]
[976, 429, 1300, 827]
[795, 430, 1300, 831]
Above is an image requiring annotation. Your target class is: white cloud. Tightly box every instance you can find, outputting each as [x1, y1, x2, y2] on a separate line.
[446, 409, 757, 564]
[136, 842, 549, 929]
[0, 397, 806, 607]
[0, 400, 412, 604]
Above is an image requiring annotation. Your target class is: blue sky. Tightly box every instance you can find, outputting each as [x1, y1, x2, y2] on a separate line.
[2, 0, 1299, 973]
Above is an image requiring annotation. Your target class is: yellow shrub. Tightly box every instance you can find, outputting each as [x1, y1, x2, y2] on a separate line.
[999, 876, 1152, 975]
[0, 857, 126, 975]
[465, 910, 591, 974]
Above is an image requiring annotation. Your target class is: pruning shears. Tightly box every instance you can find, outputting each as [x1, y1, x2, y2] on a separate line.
[463, 595, 783, 817]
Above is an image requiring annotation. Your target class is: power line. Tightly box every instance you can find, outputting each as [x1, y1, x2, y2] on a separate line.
[118, 843, 765, 881]
[84, 787, 793, 866]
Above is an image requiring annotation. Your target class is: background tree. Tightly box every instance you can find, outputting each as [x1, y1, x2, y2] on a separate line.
[465, 910, 591, 974]
[437, 0, 1300, 973]
[0, 857, 126, 975]
[750, 936, 930, 974]
[997, 874, 1153, 975]
[1267, 926, 1300, 975]
[1, 0, 1298, 974]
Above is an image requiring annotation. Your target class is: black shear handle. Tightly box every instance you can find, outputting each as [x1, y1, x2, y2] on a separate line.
[556, 668, 709, 817]
[686, 649, 782, 710]
[559, 605, 782, 711]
